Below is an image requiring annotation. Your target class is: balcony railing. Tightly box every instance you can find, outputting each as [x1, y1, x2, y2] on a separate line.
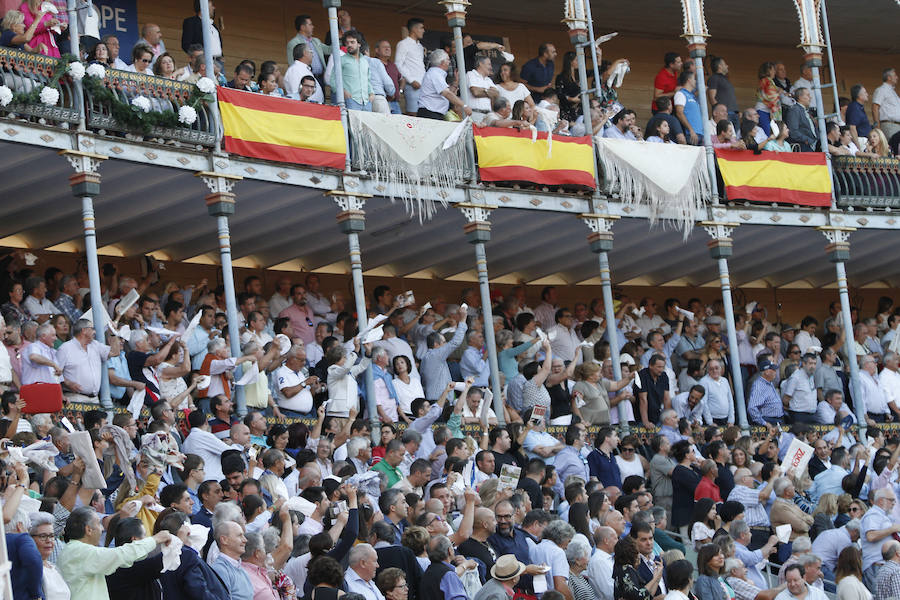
[0, 47, 216, 147]
[832, 155, 900, 207]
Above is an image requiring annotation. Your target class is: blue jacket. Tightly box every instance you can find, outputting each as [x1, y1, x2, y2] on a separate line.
[160, 546, 229, 600]
[6, 533, 42, 600]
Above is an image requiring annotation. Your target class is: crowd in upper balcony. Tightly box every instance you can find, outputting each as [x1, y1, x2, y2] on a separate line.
[1, 1, 898, 157]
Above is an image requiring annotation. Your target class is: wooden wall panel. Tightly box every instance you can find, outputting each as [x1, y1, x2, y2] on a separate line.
[139, 0, 892, 123]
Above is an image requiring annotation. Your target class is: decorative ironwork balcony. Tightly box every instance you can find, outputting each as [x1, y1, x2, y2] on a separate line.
[0, 48, 79, 125]
[833, 155, 900, 208]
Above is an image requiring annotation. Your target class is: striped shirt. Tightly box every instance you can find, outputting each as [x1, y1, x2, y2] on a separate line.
[727, 484, 769, 526]
[747, 377, 783, 424]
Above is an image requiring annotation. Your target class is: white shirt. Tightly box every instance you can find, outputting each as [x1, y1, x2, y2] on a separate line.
[275, 365, 314, 413]
[587, 548, 614, 600]
[57, 338, 110, 396]
[636, 314, 667, 336]
[880, 367, 900, 408]
[467, 69, 498, 112]
[549, 324, 581, 363]
[419, 66, 450, 114]
[123, 63, 153, 75]
[111, 57, 128, 70]
[374, 337, 418, 376]
[794, 330, 821, 354]
[22, 341, 59, 385]
[345, 567, 385, 600]
[860, 370, 891, 415]
[23, 295, 55, 316]
[394, 36, 425, 85]
[284, 60, 324, 103]
[182, 427, 242, 481]
[531, 539, 568, 591]
[269, 293, 291, 319]
[393, 375, 424, 416]
[873, 82, 900, 122]
[783, 367, 817, 413]
[327, 353, 369, 417]
[697, 374, 734, 422]
[815, 400, 855, 425]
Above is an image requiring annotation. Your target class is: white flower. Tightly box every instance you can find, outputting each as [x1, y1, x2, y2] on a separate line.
[196, 77, 215, 94]
[0, 85, 12, 107]
[178, 105, 198, 125]
[131, 96, 151, 113]
[86, 63, 106, 79]
[39, 86, 59, 106]
[67, 61, 85, 81]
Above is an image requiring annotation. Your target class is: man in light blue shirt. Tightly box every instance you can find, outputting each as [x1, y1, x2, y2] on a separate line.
[808, 447, 853, 503]
[186, 305, 216, 370]
[332, 31, 373, 111]
[367, 46, 395, 115]
[640, 329, 681, 369]
[811, 520, 859, 577]
[860, 488, 900, 582]
[211, 521, 253, 600]
[554, 422, 589, 487]
[522, 407, 564, 464]
[460, 330, 490, 387]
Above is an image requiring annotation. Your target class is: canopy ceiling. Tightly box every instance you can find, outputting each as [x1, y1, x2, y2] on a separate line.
[1, 140, 898, 290]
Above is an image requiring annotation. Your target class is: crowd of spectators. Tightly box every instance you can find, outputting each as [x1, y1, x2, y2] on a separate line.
[0, 3, 897, 155]
[3, 248, 900, 600]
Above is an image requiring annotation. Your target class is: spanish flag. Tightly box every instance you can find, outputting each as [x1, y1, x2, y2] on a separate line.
[217, 87, 346, 170]
[473, 126, 596, 188]
[715, 149, 831, 207]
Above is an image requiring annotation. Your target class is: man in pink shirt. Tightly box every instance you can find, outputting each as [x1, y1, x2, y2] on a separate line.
[278, 284, 315, 346]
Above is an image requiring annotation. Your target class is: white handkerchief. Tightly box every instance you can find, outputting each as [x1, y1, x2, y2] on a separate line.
[745, 301, 757, 315]
[775, 524, 791, 543]
[440, 327, 457, 336]
[146, 326, 179, 339]
[533, 573, 548, 594]
[116, 325, 132, 342]
[421, 302, 432, 311]
[161, 536, 183, 572]
[547, 328, 558, 342]
[275, 334, 291, 355]
[69, 431, 106, 490]
[632, 307, 645, 318]
[633, 373, 642, 389]
[807, 346, 822, 354]
[187, 524, 209, 551]
[363, 325, 384, 344]
[460, 303, 469, 313]
[181, 310, 203, 341]
[675, 307, 694, 321]
[196, 375, 211, 390]
[127, 389, 146, 419]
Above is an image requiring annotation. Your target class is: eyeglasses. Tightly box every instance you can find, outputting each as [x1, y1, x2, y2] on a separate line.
[30, 533, 54, 541]
[621, 447, 635, 453]
[496, 514, 513, 520]
[428, 515, 443, 525]
[394, 583, 409, 590]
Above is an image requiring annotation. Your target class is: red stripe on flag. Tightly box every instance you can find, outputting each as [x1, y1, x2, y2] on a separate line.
[473, 125, 593, 146]
[217, 86, 341, 121]
[223, 136, 345, 170]
[714, 149, 827, 166]
[723, 185, 831, 207]
[479, 165, 596, 188]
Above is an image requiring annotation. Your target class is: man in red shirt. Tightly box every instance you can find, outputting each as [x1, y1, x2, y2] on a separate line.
[694, 459, 723, 502]
[652, 52, 683, 113]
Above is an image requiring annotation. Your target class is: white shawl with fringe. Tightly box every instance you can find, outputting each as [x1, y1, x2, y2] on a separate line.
[595, 138, 710, 236]
[349, 110, 469, 221]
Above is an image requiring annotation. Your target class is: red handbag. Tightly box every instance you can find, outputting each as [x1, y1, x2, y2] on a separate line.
[19, 383, 64, 414]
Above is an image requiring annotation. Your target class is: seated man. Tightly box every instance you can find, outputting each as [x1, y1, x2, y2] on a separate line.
[483, 97, 529, 129]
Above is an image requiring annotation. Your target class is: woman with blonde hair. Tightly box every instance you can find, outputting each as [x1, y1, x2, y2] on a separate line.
[1, 8, 46, 52]
[810, 493, 838, 540]
[835, 493, 854, 527]
[867, 128, 891, 157]
[571, 361, 609, 425]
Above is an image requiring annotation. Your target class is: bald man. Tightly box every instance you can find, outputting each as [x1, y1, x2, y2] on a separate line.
[456, 507, 498, 574]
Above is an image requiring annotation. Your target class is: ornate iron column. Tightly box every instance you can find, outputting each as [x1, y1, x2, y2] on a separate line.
[564, 1, 600, 187]
[680, 0, 718, 202]
[196, 171, 246, 416]
[579, 213, 630, 433]
[198, 0, 222, 152]
[457, 202, 505, 425]
[324, 0, 352, 171]
[326, 181, 378, 444]
[699, 222, 748, 432]
[438, 0, 477, 181]
[61, 149, 110, 407]
[817, 226, 865, 436]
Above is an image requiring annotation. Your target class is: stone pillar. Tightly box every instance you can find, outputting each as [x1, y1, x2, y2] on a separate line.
[457, 203, 505, 426]
[197, 171, 246, 416]
[326, 185, 378, 444]
[61, 149, 111, 407]
[818, 226, 865, 436]
[580, 213, 630, 433]
[700, 221, 749, 432]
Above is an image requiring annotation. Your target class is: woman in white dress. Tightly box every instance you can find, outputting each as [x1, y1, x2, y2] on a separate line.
[615, 434, 647, 480]
[392, 355, 423, 422]
[495, 62, 534, 110]
[29, 512, 70, 599]
[158, 340, 196, 410]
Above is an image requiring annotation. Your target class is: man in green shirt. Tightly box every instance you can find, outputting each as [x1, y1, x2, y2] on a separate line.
[372, 438, 405, 488]
[331, 30, 373, 111]
[58, 506, 173, 600]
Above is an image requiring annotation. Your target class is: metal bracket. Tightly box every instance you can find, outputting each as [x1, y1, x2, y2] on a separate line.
[457, 202, 495, 224]
[699, 221, 739, 240]
[59, 149, 107, 174]
[579, 213, 619, 233]
[326, 189, 371, 212]
[817, 225, 855, 245]
[196, 171, 242, 194]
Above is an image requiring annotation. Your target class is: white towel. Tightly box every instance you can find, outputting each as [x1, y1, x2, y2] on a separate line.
[161, 536, 184, 572]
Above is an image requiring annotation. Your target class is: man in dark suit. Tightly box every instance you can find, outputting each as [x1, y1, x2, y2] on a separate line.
[369, 521, 423, 600]
[181, 0, 223, 60]
[807, 437, 832, 481]
[785, 87, 819, 152]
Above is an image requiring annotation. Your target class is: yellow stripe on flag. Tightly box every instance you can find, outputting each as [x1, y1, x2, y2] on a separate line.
[219, 101, 345, 155]
[475, 133, 594, 175]
[717, 157, 830, 194]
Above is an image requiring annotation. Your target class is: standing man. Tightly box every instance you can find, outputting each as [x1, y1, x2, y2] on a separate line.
[673, 71, 702, 145]
[873, 67, 900, 142]
[846, 84, 872, 150]
[333, 31, 373, 111]
[57, 318, 110, 404]
[279, 284, 315, 346]
[468, 55, 499, 114]
[374, 40, 403, 114]
[417, 50, 472, 120]
[345, 544, 385, 600]
[181, 0, 222, 64]
[286, 15, 327, 84]
[139, 23, 166, 63]
[395, 18, 426, 116]
[652, 52, 682, 113]
[520, 43, 557, 101]
[782, 353, 818, 424]
[706, 56, 739, 131]
[860, 488, 900, 589]
[747, 360, 783, 425]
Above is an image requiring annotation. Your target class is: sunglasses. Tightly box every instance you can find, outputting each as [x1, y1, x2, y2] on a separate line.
[621, 447, 635, 453]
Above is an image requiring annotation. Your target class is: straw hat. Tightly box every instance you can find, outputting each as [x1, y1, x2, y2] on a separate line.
[490, 554, 526, 581]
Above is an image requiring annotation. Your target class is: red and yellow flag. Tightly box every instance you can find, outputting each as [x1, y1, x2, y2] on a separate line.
[715, 149, 831, 207]
[217, 87, 346, 170]
[473, 126, 596, 188]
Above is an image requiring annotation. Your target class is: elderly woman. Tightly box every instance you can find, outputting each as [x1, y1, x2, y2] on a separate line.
[28, 511, 70, 599]
[694, 544, 728, 600]
[725, 557, 784, 600]
[571, 362, 608, 425]
[566, 537, 594, 600]
[614, 535, 661, 600]
[159, 339, 197, 410]
[326, 337, 371, 418]
[153, 52, 177, 79]
[376, 567, 409, 600]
